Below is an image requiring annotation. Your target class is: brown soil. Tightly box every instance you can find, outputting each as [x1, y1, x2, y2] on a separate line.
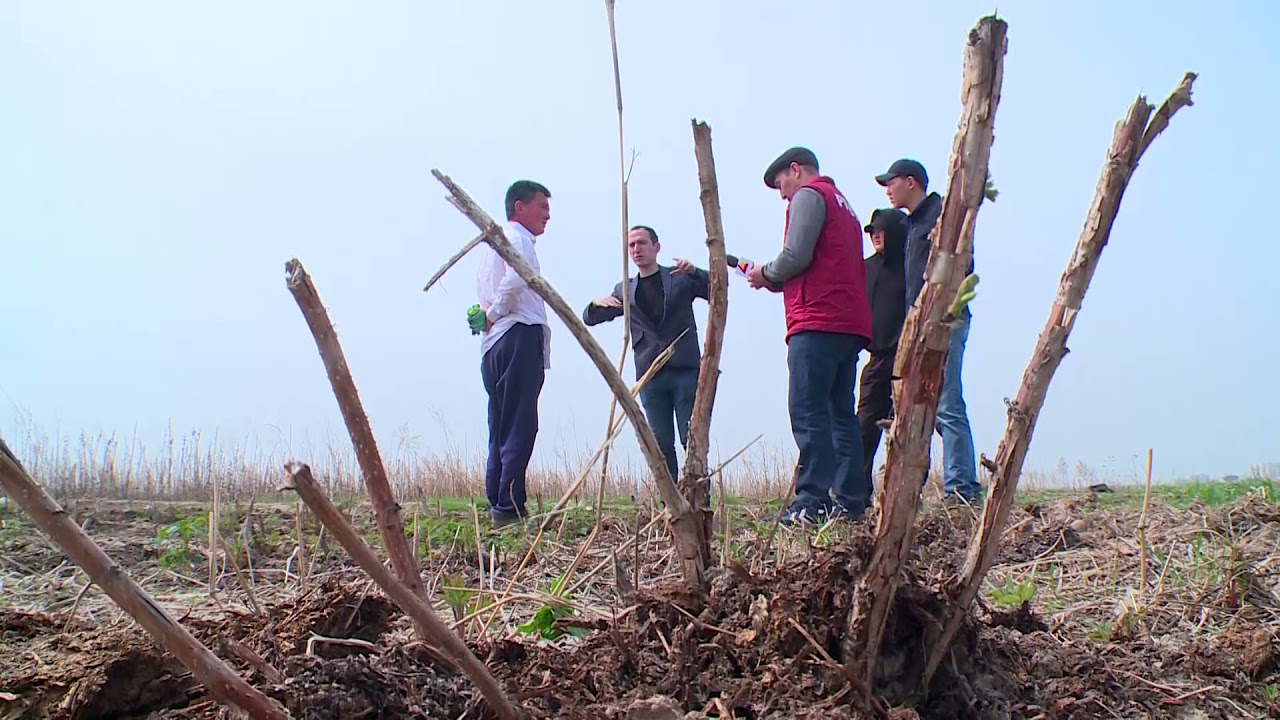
[1, 497, 1277, 719]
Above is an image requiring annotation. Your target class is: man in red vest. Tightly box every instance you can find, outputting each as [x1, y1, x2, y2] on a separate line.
[747, 147, 874, 525]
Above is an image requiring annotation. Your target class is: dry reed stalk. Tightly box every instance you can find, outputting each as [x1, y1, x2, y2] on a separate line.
[285, 462, 521, 720]
[296, 499, 309, 593]
[284, 258, 424, 604]
[0, 438, 290, 720]
[207, 478, 218, 597]
[432, 169, 708, 590]
[595, 0, 636, 508]
[1139, 448, 1155, 590]
[921, 72, 1197, 688]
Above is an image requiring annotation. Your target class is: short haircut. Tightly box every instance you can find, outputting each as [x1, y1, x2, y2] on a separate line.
[630, 225, 659, 243]
[505, 180, 551, 220]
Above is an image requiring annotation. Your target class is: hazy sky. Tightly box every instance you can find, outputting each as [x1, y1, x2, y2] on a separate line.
[2, 1, 1276, 484]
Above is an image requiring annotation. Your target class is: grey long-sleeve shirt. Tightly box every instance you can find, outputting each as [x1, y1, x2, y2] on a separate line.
[761, 188, 826, 285]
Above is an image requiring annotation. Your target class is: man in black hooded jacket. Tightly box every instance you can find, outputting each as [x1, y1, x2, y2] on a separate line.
[855, 207, 908, 491]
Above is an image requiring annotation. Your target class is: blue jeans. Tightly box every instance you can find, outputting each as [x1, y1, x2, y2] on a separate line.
[937, 309, 979, 499]
[638, 367, 699, 485]
[787, 331, 868, 514]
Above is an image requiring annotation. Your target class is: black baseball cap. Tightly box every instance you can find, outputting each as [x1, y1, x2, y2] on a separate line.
[874, 158, 928, 189]
[864, 207, 906, 234]
[763, 147, 819, 189]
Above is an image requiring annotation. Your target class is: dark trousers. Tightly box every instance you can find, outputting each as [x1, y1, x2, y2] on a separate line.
[855, 344, 897, 493]
[638, 367, 699, 484]
[481, 322, 545, 517]
[787, 330, 868, 514]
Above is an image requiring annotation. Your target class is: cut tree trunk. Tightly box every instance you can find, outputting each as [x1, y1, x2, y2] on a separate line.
[284, 259, 425, 608]
[679, 119, 730, 524]
[285, 462, 522, 720]
[0, 438, 290, 720]
[431, 169, 711, 590]
[919, 71, 1197, 687]
[845, 14, 1008, 685]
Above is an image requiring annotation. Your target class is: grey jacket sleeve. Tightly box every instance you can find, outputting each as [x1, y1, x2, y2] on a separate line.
[583, 282, 625, 326]
[762, 188, 825, 284]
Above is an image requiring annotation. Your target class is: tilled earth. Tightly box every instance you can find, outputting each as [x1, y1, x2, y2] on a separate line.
[1, 493, 1278, 719]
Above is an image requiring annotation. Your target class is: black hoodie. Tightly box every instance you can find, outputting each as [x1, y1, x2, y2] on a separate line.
[863, 208, 908, 352]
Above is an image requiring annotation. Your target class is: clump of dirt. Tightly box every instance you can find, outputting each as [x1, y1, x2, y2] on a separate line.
[0, 610, 198, 720]
[265, 648, 474, 719]
[255, 577, 397, 658]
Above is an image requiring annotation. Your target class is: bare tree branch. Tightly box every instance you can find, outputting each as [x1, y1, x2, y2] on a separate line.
[284, 258, 425, 610]
[845, 14, 1008, 686]
[423, 233, 485, 293]
[920, 72, 1197, 687]
[679, 120, 730, 525]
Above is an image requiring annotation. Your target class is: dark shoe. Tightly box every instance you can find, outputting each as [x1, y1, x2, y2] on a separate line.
[488, 508, 525, 530]
[781, 503, 840, 528]
[943, 492, 980, 509]
[830, 503, 868, 523]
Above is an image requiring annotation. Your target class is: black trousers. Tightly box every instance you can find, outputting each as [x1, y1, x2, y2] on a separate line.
[855, 344, 897, 492]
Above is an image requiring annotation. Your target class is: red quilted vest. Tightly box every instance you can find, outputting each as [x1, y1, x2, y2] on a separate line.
[781, 176, 873, 343]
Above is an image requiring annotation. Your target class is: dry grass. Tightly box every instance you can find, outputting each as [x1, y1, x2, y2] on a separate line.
[2, 414, 1171, 506]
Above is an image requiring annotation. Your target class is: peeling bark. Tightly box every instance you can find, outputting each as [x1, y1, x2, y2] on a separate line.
[845, 14, 1008, 685]
[680, 120, 730, 531]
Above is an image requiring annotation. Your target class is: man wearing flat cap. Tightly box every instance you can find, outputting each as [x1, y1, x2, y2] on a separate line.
[746, 146, 873, 525]
[875, 158, 980, 504]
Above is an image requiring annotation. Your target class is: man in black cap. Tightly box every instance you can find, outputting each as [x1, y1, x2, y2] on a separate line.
[875, 158, 980, 503]
[856, 208, 908, 492]
[746, 146, 874, 525]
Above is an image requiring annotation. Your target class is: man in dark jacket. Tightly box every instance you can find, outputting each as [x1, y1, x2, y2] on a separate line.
[875, 158, 980, 502]
[583, 225, 709, 486]
[856, 208, 908, 492]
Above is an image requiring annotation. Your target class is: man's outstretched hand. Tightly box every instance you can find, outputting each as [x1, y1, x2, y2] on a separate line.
[671, 257, 694, 274]
[593, 295, 622, 308]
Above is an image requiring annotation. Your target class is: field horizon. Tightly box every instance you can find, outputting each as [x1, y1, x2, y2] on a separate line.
[0, 412, 1230, 505]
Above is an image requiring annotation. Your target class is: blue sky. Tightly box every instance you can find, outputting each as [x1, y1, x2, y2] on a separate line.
[1, 1, 1276, 484]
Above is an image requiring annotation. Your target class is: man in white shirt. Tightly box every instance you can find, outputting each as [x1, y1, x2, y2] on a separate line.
[475, 179, 553, 528]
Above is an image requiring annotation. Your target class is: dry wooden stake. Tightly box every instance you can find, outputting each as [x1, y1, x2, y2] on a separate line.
[285, 258, 423, 603]
[285, 462, 522, 720]
[431, 168, 710, 590]
[0, 438, 290, 720]
[920, 73, 1196, 688]
[680, 120, 730, 527]
[845, 14, 1007, 686]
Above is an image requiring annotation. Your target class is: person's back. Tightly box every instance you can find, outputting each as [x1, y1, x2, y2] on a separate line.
[779, 175, 873, 344]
